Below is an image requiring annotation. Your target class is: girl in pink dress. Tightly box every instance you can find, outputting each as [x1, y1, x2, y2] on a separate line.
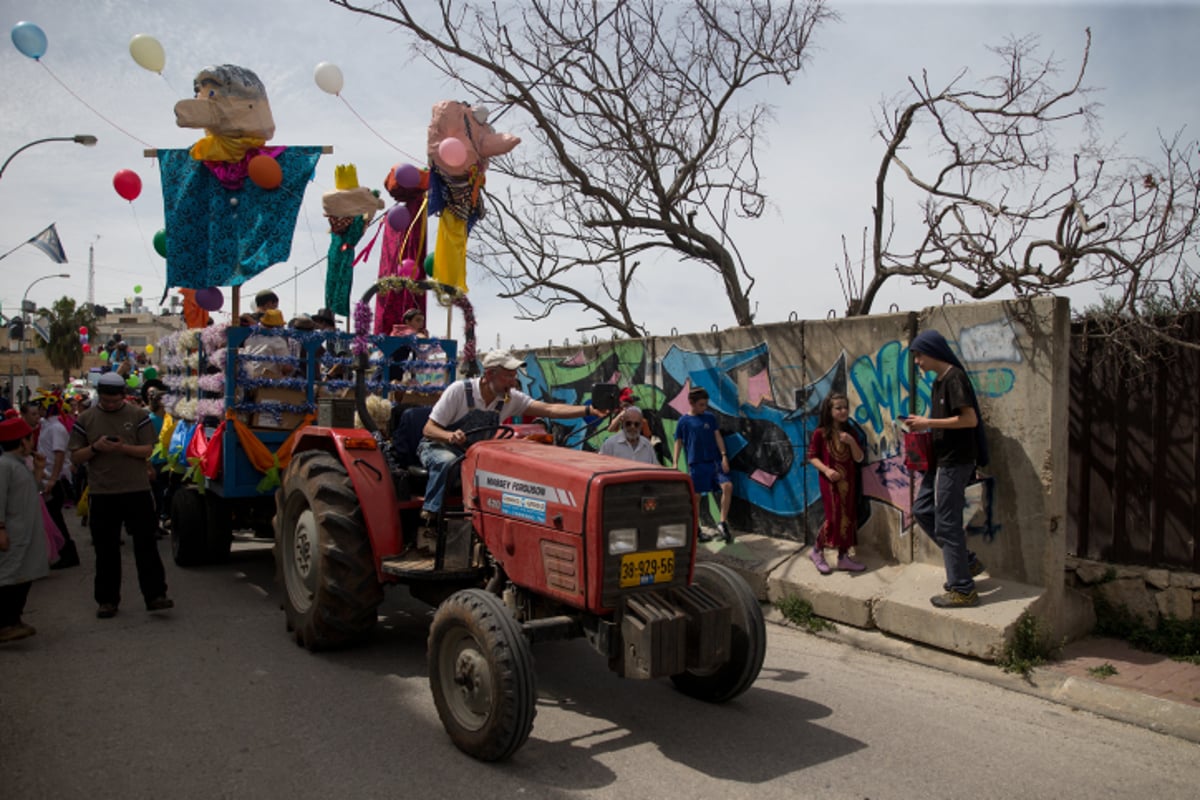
[806, 392, 866, 574]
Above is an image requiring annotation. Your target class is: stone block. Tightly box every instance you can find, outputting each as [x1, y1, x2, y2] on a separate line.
[1145, 569, 1171, 590]
[1095, 578, 1159, 628]
[1156, 587, 1194, 621]
[1074, 561, 1111, 585]
[1169, 571, 1200, 590]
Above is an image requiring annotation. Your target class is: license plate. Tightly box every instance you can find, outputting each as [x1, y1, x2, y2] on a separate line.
[619, 550, 675, 588]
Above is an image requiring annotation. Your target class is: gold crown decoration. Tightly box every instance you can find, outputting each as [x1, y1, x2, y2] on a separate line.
[334, 164, 360, 191]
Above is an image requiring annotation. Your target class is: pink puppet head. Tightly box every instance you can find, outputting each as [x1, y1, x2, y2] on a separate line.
[427, 101, 520, 177]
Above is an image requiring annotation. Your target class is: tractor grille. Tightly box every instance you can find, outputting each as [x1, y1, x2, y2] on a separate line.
[600, 479, 694, 609]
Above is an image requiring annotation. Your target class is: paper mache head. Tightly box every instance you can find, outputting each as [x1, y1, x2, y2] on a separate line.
[175, 64, 275, 140]
[427, 100, 520, 177]
[322, 164, 383, 220]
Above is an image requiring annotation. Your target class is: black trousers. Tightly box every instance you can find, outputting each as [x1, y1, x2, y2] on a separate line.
[0, 582, 32, 627]
[46, 478, 76, 544]
[90, 491, 167, 607]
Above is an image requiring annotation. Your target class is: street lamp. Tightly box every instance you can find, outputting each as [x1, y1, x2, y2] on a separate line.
[18, 273, 70, 399]
[0, 135, 98, 181]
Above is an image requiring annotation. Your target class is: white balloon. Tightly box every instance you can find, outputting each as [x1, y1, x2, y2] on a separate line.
[314, 61, 344, 95]
[129, 33, 165, 73]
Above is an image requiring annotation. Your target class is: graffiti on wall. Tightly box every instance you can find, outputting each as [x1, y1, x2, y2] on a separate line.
[521, 326, 1016, 542]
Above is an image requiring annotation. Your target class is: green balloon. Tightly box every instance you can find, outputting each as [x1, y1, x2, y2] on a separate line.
[423, 252, 435, 277]
[143, 367, 158, 380]
[126, 375, 140, 388]
[153, 229, 168, 258]
[134, 284, 143, 294]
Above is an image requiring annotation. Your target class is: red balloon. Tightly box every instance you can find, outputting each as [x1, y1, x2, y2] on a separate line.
[113, 169, 142, 201]
[82, 343, 91, 354]
[248, 155, 282, 190]
[79, 326, 88, 335]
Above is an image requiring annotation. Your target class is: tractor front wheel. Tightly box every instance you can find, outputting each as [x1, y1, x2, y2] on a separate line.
[670, 562, 766, 703]
[274, 450, 383, 650]
[428, 589, 536, 762]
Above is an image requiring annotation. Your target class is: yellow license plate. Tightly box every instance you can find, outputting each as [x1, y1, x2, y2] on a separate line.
[619, 550, 675, 588]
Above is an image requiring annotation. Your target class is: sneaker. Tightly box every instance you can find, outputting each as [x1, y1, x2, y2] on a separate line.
[836, 554, 866, 572]
[96, 604, 119, 619]
[810, 547, 832, 576]
[0, 623, 36, 643]
[717, 521, 734, 544]
[146, 596, 175, 612]
[697, 529, 716, 543]
[930, 589, 979, 608]
[970, 558, 986, 577]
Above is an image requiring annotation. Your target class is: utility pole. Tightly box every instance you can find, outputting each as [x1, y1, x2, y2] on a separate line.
[87, 236, 99, 311]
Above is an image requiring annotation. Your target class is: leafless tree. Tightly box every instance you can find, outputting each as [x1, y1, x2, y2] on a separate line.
[331, 0, 834, 336]
[841, 29, 1200, 346]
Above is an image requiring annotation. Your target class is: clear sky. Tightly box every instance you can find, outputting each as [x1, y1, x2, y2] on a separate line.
[1, 0, 1196, 350]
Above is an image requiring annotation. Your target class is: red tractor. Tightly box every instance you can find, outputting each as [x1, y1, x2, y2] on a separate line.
[274, 328, 764, 761]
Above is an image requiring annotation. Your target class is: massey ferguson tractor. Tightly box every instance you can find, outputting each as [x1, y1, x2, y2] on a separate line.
[273, 288, 765, 762]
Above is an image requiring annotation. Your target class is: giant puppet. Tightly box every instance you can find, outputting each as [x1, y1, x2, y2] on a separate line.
[156, 65, 322, 291]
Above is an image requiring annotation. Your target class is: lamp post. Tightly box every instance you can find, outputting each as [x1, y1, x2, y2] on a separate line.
[19, 273, 70, 400]
[0, 135, 98, 181]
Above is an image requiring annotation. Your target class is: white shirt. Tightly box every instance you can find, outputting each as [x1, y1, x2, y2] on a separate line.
[243, 332, 290, 379]
[599, 433, 657, 464]
[37, 415, 72, 482]
[429, 378, 533, 429]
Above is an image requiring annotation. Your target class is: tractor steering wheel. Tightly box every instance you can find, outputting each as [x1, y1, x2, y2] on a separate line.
[459, 424, 517, 444]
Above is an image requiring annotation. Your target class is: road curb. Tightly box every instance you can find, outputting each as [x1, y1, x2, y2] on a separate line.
[764, 609, 1200, 745]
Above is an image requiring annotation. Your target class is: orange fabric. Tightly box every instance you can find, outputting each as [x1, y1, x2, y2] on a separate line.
[179, 289, 211, 329]
[226, 411, 316, 474]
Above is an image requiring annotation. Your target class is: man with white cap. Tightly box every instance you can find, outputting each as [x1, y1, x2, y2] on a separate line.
[416, 350, 593, 545]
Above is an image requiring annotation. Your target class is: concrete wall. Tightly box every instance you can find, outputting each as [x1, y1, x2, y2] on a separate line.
[520, 296, 1071, 631]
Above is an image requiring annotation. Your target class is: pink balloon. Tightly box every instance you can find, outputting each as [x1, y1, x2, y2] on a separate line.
[195, 287, 224, 311]
[393, 163, 422, 190]
[437, 137, 468, 169]
[113, 169, 142, 201]
[387, 204, 412, 233]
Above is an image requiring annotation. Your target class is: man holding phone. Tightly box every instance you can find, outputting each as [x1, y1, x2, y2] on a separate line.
[69, 372, 173, 619]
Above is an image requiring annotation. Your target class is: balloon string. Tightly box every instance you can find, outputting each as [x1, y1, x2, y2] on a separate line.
[39, 61, 153, 148]
[158, 72, 181, 98]
[127, 202, 166, 297]
[338, 94, 422, 162]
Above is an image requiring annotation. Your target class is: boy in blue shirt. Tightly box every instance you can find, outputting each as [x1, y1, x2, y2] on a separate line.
[672, 387, 733, 543]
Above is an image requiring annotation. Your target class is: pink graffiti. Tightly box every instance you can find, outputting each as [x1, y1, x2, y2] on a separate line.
[746, 369, 772, 407]
[860, 453, 914, 527]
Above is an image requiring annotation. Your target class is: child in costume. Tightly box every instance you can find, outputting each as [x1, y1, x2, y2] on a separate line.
[806, 392, 866, 574]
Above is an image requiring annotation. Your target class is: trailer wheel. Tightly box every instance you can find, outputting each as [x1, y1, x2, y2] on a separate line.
[429, 589, 536, 762]
[170, 486, 209, 567]
[670, 562, 765, 703]
[205, 492, 233, 563]
[275, 450, 383, 650]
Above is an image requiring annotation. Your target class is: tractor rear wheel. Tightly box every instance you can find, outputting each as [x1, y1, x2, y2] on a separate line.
[275, 450, 383, 650]
[670, 562, 766, 703]
[428, 589, 536, 762]
[170, 486, 209, 567]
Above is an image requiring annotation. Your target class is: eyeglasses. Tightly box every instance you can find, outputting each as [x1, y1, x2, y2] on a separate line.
[622, 421, 641, 428]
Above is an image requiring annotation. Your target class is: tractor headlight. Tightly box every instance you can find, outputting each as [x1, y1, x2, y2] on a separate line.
[608, 527, 638, 555]
[656, 523, 688, 549]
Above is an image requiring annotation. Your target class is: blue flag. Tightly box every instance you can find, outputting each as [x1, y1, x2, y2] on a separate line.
[27, 224, 67, 264]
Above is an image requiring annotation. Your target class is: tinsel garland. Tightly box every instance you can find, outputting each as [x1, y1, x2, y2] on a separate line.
[353, 300, 372, 356]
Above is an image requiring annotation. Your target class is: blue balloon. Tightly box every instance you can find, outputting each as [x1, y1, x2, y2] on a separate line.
[11, 21, 47, 60]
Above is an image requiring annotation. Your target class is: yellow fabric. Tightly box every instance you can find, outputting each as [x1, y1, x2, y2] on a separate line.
[434, 213, 469, 293]
[189, 133, 267, 163]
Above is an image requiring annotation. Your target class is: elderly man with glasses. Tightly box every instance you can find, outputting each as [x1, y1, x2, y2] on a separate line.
[599, 406, 657, 465]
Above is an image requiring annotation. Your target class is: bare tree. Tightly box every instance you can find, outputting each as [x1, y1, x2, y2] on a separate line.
[331, 0, 834, 336]
[841, 29, 1200, 340]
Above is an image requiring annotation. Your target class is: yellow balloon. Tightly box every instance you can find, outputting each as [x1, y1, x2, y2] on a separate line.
[145, 344, 155, 355]
[129, 34, 165, 73]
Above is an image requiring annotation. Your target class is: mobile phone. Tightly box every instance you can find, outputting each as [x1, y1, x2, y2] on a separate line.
[106, 436, 121, 442]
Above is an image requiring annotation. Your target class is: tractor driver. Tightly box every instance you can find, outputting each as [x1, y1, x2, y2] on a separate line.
[417, 350, 594, 533]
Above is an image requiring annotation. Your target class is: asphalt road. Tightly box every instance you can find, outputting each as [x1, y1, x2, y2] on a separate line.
[3, 529, 1198, 800]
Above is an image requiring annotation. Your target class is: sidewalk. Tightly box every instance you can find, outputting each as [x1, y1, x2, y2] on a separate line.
[700, 530, 1200, 744]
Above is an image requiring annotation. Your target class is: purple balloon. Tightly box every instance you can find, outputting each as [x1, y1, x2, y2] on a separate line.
[195, 287, 224, 312]
[393, 163, 421, 190]
[387, 204, 413, 233]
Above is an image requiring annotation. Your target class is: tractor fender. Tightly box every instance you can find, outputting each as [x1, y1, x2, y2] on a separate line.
[292, 426, 402, 575]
